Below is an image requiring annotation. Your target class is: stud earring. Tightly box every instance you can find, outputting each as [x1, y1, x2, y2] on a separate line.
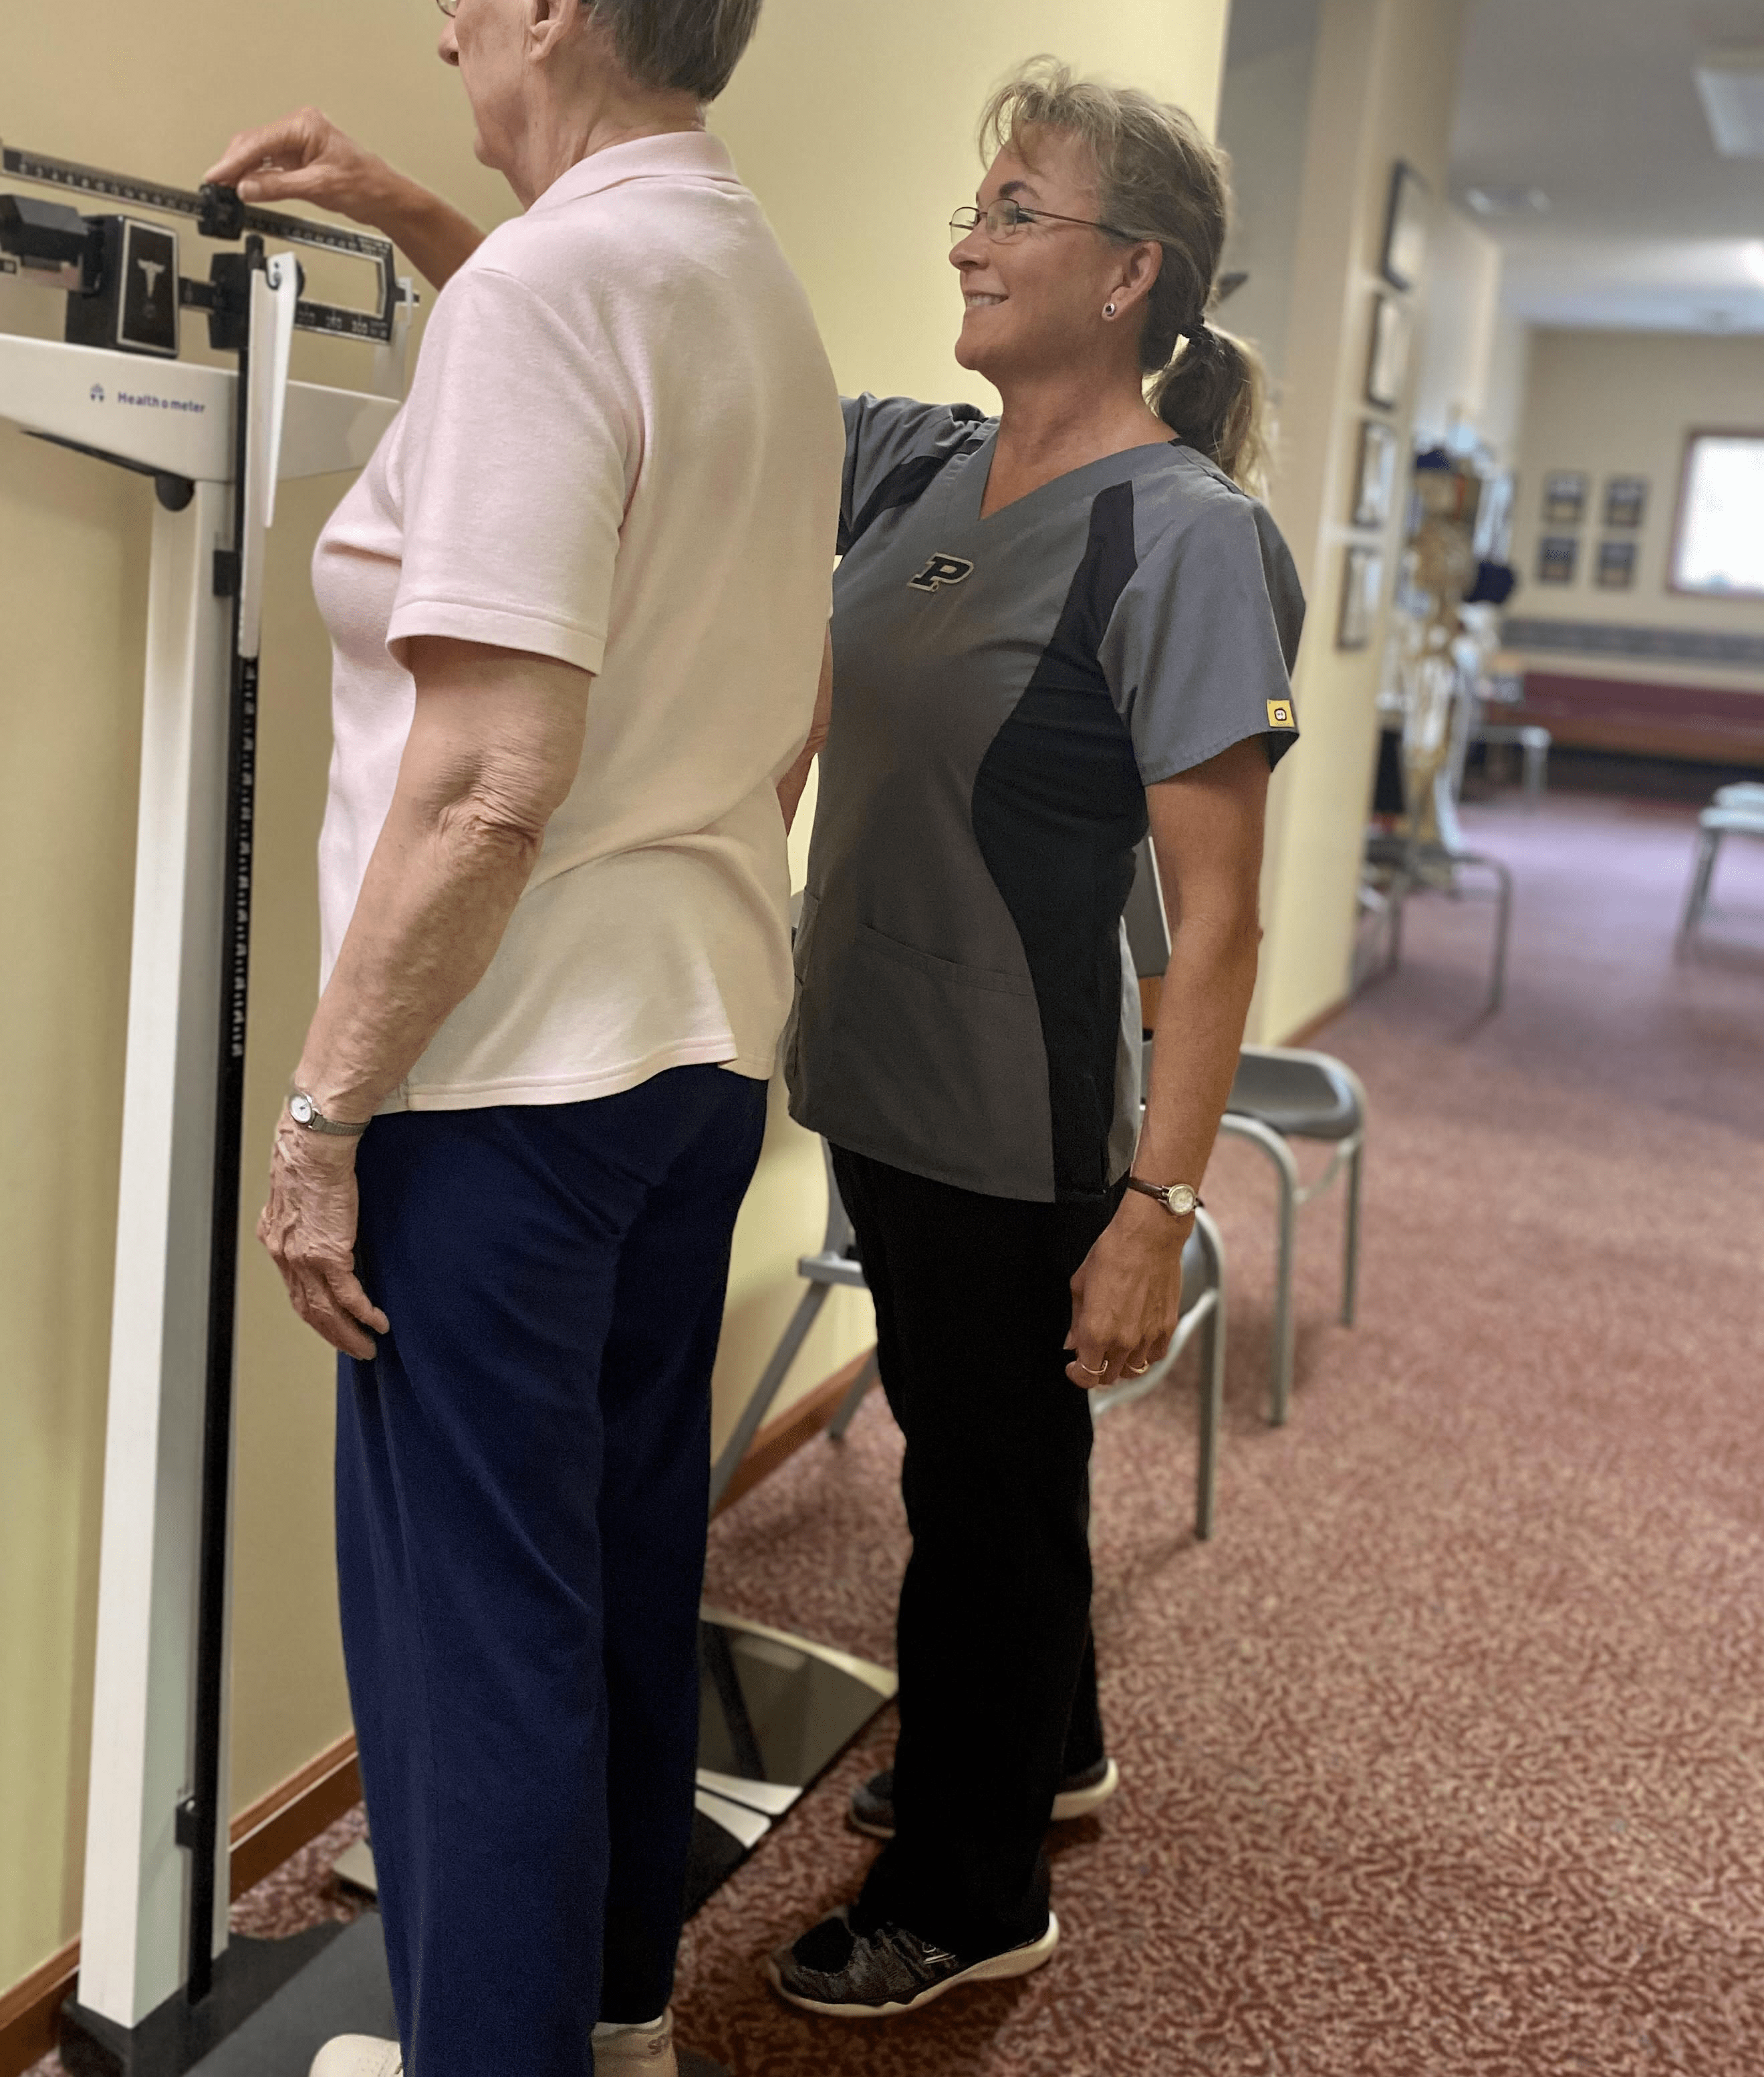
[1104, 301, 1117, 319]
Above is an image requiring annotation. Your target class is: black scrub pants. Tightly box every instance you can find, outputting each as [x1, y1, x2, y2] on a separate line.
[832, 1146, 1118, 1960]
[336, 1067, 767, 2077]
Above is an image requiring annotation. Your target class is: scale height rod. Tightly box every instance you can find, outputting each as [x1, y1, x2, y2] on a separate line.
[184, 237, 265, 2006]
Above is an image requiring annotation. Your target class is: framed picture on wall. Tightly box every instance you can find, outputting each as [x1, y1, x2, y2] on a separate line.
[1365, 294, 1411, 410]
[1338, 544, 1385, 650]
[1381, 162, 1432, 291]
[1597, 538, 1638, 590]
[1353, 419, 1401, 528]
[1537, 535, 1579, 585]
[1604, 475, 1648, 529]
[1542, 471, 1588, 525]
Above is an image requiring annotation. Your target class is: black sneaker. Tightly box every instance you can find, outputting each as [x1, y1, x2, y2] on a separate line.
[848, 1757, 1120, 1840]
[766, 1907, 1059, 2020]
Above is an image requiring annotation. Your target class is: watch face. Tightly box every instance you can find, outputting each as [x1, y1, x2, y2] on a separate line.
[1170, 1185, 1198, 1217]
[289, 1094, 315, 1126]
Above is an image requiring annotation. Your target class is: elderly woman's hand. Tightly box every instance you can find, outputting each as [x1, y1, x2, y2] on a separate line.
[257, 1120, 390, 1362]
[205, 109, 392, 222]
[204, 112, 485, 291]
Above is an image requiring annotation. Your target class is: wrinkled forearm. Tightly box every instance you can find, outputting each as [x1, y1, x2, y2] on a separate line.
[294, 800, 541, 1120]
[364, 162, 485, 290]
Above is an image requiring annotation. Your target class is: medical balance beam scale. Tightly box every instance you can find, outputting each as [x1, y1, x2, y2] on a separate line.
[0, 141, 412, 2076]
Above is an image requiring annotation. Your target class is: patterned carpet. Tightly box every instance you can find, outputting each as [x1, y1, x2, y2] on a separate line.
[31, 792, 1764, 2077]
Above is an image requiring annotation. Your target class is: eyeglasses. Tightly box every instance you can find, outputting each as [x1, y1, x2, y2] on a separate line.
[435, 0, 458, 15]
[949, 199, 1132, 248]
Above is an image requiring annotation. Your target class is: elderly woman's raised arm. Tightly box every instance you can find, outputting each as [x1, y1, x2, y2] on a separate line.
[205, 108, 486, 290]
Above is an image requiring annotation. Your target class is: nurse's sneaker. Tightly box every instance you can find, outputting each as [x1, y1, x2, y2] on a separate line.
[767, 1906, 1059, 2019]
[309, 2040, 401, 2077]
[848, 1756, 1120, 1840]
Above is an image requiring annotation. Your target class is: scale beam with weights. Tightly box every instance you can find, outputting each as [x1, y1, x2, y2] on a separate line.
[3, 136, 895, 2077]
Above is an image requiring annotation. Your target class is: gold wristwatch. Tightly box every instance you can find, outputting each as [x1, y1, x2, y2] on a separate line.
[1124, 1177, 1202, 1218]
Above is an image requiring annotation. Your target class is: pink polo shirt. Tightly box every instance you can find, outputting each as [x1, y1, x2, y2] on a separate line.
[311, 132, 842, 1109]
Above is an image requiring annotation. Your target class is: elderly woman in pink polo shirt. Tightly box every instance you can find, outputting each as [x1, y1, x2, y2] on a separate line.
[205, 5, 841, 2076]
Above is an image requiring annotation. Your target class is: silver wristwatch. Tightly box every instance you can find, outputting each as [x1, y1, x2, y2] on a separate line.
[287, 1088, 370, 1138]
[1124, 1177, 1202, 1218]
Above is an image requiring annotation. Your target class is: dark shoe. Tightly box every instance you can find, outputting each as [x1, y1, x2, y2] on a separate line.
[766, 1907, 1059, 2020]
[848, 1757, 1120, 1840]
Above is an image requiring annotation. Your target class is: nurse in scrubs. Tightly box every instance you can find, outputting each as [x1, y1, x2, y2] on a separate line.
[770, 57, 1306, 2020]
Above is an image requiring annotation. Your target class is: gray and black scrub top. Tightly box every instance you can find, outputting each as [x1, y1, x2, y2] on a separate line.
[785, 393, 1306, 1205]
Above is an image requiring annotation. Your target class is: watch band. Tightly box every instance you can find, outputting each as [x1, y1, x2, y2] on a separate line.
[1124, 1176, 1203, 1218]
[286, 1088, 370, 1138]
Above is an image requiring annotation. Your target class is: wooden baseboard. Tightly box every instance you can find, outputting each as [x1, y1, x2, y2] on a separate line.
[0, 1939, 80, 2077]
[227, 1735, 360, 1903]
[0, 1734, 362, 2077]
[713, 1347, 877, 1517]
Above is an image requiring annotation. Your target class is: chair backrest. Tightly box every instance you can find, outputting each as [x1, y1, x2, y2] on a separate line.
[1124, 836, 1171, 977]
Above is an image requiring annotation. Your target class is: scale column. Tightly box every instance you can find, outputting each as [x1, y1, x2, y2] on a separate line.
[76, 477, 235, 2029]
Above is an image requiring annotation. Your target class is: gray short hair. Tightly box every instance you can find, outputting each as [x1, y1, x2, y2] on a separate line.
[589, 0, 765, 102]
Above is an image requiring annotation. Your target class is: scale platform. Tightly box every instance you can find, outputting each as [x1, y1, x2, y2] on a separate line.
[74, 1612, 894, 2077]
[332, 1611, 896, 1920]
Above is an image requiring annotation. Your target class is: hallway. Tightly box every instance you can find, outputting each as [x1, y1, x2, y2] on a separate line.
[678, 793, 1764, 2076]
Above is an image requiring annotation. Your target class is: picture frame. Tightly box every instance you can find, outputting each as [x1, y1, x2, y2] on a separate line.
[1353, 419, 1401, 529]
[1338, 544, 1384, 650]
[1604, 475, 1648, 529]
[1365, 295, 1411, 410]
[1542, 471, 1588, 526]
[1537, 535, 1579, 585]
[1596, 538, 1638, 590]
[1381, 162, 1432, 292]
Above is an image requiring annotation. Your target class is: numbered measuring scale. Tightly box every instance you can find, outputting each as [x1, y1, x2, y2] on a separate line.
[0, 141, 413, 2077]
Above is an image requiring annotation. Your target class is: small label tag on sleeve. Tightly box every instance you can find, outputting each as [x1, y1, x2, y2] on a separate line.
[1267, 698, 1296, 729]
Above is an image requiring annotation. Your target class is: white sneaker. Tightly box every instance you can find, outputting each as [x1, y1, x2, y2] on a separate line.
[593, 2009, 677, 2073]
[309, 2038, 402, 2077]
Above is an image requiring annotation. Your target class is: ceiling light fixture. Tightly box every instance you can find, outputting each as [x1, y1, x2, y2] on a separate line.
[1695, 49, 1764, 157]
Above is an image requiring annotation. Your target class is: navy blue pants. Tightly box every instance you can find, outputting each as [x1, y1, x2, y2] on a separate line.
[336, 1067, 768, 2077]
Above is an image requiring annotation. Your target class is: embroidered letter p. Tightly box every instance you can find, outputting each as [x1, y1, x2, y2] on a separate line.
[908, 553, 976, 594]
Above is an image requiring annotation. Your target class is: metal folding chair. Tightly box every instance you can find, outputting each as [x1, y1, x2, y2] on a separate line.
[707, 1138, 876, 1513]
[1217, 1046, 1367, 1428]
[1678, 799, 1764, 951]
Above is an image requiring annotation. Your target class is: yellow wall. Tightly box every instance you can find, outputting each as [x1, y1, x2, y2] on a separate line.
[1240, 0, 1471, 1044]
[0, 0, 1229, 2000]
[1504, 328, 1764, 693]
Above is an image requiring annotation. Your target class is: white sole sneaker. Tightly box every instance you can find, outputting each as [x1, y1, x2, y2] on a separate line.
[309, 2038, 402, 2077]
[592, 2011, 677, 2074]
[767, 1912, 1059, 2020]
[1053, 1756, 1120, 1822]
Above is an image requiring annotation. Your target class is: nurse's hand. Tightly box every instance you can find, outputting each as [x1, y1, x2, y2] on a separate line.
[258, 1122, 390, 1362]
[1064, 1191, 1189, 1389]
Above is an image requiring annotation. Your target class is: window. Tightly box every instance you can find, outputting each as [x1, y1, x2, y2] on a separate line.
[1673, 433, 1764, 598]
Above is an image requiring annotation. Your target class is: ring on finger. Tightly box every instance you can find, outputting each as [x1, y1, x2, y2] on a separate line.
[1074, 1356, 1108, 1378]
[1125, 1359, 1152, 1376]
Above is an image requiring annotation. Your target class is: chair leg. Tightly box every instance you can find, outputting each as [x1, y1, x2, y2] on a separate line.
[1195, 1294, 1223, 1543]
[826, 1348, 879, 1441]
[1217, 1116, 1299, 1427]
[707, 1284, 828, 1512]
[1341, 1134, 1364, 1328]
[1678, 831, 1719, 949]
[1487, 857, 1513, 1014]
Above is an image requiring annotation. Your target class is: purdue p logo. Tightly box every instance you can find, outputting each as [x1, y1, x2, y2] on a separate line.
[908, 553, 976, 594]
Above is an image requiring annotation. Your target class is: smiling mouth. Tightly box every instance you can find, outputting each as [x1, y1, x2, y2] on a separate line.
[964, 292, 1006, 310]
